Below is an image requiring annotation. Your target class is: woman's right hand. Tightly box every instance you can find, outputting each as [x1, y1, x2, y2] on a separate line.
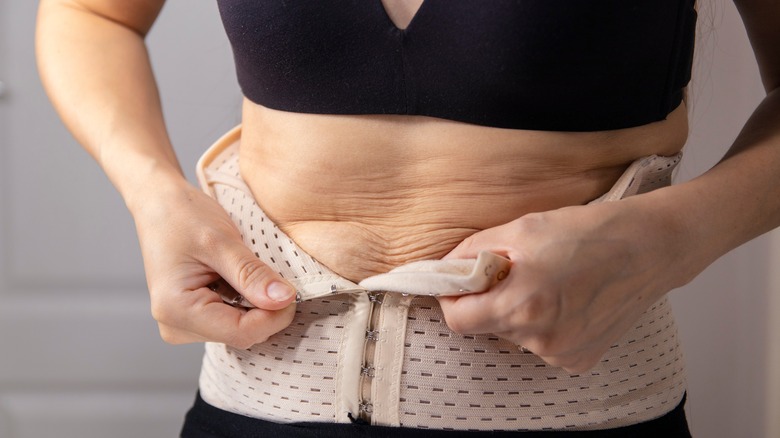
[37, 0, 296, 348]
[131, 178, 297, 349]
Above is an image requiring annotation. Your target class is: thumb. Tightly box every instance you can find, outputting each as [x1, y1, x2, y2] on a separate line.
[210, 239, 297, 310]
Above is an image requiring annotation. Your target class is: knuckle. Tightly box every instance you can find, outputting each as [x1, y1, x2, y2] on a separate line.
[511, 214, 541, 235]
[236, 257, 271, 291]
[225, 332, 257, 350]
[562, 356, 599, 374]
[149, 285, 184, 326]
[523, 333, 559, 357]
[194, 228, 224, 252]
[264, 307, 297, 335]
[226, 307, 297, 349]
[439, 299, 473, 335]
[150, 296, 173, 325]
[534, 341, 555, 357]
[458, 233, 478, 253]
[505, 294, 559, 329]
[563, 364, 589, 374]
[233, 339, 257, 350]
[158, 325, 184, 345]
[444, 313, 469, 335]
[279, 305, 297, 326]
[150, 302, 164, 322]
[540, 355, 570, 369]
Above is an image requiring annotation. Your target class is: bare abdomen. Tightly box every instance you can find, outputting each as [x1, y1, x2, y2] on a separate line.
[237, 100, 689, 281]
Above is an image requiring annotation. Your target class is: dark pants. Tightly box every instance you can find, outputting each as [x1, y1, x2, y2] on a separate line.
[181, 392, 692, 438]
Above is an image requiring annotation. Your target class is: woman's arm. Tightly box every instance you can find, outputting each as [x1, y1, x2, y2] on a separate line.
[651, 0, 780, 281]
[438, 0, 780, 372]
[36, 0, 298, 348]
[37, 0, 177, 209]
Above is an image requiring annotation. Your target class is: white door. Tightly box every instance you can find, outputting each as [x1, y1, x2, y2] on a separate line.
[0, 1, 240, 436]
[0, 1, 776, 437]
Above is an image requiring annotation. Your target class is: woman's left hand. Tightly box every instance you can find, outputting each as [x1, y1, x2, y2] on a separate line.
[437, 197, 692, 373]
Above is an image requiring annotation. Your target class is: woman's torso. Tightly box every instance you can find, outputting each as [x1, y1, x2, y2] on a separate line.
[199, 0, 692, 430]
[239, 100, 688, 281]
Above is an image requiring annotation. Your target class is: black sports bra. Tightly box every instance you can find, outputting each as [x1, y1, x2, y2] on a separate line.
[217, 0, 696, 132]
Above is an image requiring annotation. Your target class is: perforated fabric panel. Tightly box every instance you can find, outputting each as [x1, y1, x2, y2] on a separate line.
[199, 297, 346, 421]
[198, 147, 346, 422]
[399, 297, 686, 430]
[589, 153, 682, 203]
[196, 132, 687, 430]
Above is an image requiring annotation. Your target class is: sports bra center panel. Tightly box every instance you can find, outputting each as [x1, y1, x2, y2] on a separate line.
[217, 0, 697, 132]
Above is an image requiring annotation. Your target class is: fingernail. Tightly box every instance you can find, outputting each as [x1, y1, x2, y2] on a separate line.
[267, 281, 295, 302]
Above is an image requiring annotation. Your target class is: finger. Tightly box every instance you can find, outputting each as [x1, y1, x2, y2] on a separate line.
[497, 328, 612, 373]
[438, 268, 535, 335]
[438, 289, 511, 335]
[205, 237, 297, 310]
[535, 351, 604, 374]
[172, 285, 296, 348]
[442, 222, 516, 260]
[442, 227, 501, 260]
[206, 278, 256, 308]
[158, 322, 210, 345]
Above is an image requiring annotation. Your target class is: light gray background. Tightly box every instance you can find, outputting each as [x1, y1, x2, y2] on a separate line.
[1, 1, 778, 437]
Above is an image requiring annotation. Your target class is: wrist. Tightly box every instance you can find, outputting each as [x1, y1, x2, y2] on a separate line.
[630, 184, 725, 289]
[102, 150, 190, 216]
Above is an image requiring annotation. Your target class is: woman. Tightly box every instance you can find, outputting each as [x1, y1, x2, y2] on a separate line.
[36, 0, 780, 436]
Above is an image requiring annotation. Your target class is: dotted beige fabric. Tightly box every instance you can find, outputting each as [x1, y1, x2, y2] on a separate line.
[196, 130, 687, 431]
[200, 296, 349, 421]
[399, 297, 684, 430]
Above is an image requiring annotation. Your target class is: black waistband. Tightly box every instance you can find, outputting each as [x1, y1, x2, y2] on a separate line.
[181, 391, 691, 438]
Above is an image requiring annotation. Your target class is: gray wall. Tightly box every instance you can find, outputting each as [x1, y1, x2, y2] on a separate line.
[0, 1, 239, 437]
[0, 1, 777, 437]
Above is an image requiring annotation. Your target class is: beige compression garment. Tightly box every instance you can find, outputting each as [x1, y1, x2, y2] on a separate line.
[195, 126, 687, 431]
